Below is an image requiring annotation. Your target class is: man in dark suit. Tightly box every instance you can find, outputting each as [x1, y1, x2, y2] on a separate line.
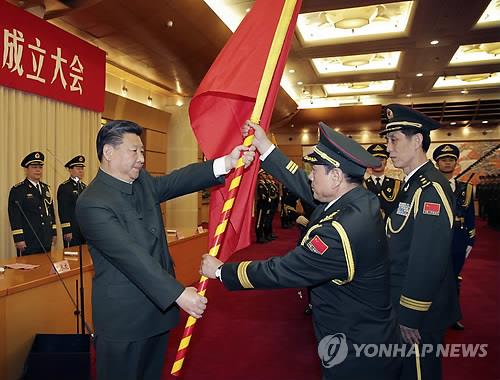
[202, 121, 401, 380]
[8, 151, 57, 256]
[433, 143, 475, 330]
[75, 120, 255, 380]
[364, 143, 402, 218]
[57, 155, 87, 247]
[381, 104, 460, 380]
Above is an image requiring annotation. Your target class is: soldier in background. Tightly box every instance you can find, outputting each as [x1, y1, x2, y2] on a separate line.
[433, 144, 475, 331]
[57, 155, 87, 247]
[280, 185, 298, 228]
[364, 143, 402, 218]
[255, 170, 270, 243]
[263, 172, 279, 241]
[8, 151, 57, 256]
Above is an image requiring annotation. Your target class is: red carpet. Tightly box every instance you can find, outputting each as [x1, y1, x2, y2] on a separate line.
[162, 218, 500, 380]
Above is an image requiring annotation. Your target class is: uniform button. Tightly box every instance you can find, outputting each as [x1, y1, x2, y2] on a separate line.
[41, 222, 45, 226]
[40, 214, 44, 217]
[38, 206, 41, 209]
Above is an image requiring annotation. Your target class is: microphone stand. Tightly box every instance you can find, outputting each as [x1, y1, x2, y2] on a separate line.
[15, 200, 93, 336]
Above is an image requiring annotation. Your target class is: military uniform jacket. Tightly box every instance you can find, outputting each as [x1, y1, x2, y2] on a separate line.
[452, 180, 475, 249]
[364, 176, 401, 217]
[57, 178, 87, 243]
[386, 161, 460, 331]
[75, 162, 223, 341]
[8, 178, 56, 249]
[222, 149, 400, 378]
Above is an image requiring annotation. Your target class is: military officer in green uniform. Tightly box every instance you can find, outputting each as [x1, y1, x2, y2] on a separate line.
[57, 155, 87, 247]
[8, 151, 57, 256]
[381, 104, 461, 380]
[364, 143, 402, 218]
[433, 143, 475, 330]
[202, 121, 401, 380]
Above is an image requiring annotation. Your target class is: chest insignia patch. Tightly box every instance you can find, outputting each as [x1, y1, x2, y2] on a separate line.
[396, 202, 410, 216]
[423, 202, 441, 216]
[307, 235, 328, 255]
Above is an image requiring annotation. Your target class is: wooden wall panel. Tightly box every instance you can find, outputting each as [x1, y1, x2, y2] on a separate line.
[144, 129, 167, 153]
[145, 151, 166, 173]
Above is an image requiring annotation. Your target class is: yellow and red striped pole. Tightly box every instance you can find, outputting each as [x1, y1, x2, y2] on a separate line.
[171, 0, 298, 376]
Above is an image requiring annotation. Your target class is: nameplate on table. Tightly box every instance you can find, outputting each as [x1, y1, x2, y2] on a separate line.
[4, 263, 40, 270]
[50, 260, 71, 274]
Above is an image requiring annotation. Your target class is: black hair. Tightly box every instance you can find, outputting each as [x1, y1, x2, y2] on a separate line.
[400, 128, 431, 152]
[96, 120, 143, 162]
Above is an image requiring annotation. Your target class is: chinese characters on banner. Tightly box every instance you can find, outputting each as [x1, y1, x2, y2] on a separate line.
[0, 1, 106, 112]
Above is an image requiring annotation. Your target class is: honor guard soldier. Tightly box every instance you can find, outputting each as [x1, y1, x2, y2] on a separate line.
[264, 173, 279, 240]
[380, 104, 460, 380]
[364, 143, 402, 218]
[57, 155, 87, 247]
[8, 151, 57, 256]
[255, 170, 270, 243]
[433, 144, 475, 330]
[202, 121, 401, 380]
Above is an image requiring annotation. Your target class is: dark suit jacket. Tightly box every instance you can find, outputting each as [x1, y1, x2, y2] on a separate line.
[76, 161, 223, 341]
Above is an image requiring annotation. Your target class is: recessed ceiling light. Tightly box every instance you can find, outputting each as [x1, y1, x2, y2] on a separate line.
[406, 93, 412, 97]
[288, 69, 295, 73]
[461, 89, 469, 94]
[166, 20, 174, 28]
[245, 7, 251, 13]
[482, 120, 488, 124]
[416, 73, 423, 77]
[450, 121, 457, 125]
[297, 81, 303, 85]
[430, 40, 439, 45]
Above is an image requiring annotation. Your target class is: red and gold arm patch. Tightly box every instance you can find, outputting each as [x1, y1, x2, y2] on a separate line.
[307, 235, 329, 255]
[423, 202, 440, 216]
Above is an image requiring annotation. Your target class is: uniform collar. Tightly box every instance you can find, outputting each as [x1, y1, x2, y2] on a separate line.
[97, 168, 134, 194]
[26, 178, 40, 188]
[404, 160, 429, 183]
[371, 174, 385, 182]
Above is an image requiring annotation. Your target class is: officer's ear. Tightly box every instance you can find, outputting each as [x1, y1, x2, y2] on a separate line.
[102, 144, 114, 162]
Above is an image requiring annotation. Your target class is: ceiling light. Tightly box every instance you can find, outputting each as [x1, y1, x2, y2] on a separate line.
[312, 51, 401, 75]
[166, 20, 174, 28]
[461, 89, 469, 94]
[176, 99, 184, 107]
[245, 8, 251, 13]
[348, 82, 370, 89]
[334, 17, 369, 29]
[303, 90, 310, 95]
[288, 69, 295, 73]
[430, 40, 439, 45]
[450, 121, 457, 125]
[482, 120, 489, 124]
[147, 96, 153, 106]
[416, 72, 423, 77]
[297, 81, 303, 85]
[342, 58, 370, 67]
[459, 74, 490, 82]
[335, 128, 340, 131]
[406, 93, 412, 97]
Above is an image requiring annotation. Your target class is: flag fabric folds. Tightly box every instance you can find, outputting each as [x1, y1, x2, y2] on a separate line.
[188, 0, 301, 261]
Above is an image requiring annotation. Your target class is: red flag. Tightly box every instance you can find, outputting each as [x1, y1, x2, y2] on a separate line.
[189, 0, 301, 261]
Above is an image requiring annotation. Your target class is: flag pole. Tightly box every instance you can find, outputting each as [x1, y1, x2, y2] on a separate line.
[171, 0, 298, 376]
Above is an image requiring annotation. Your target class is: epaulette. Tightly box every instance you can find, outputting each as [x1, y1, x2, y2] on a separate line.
[62, 179, 71, 185]
[418, 174, 432, 188]
[13, 181, 24, 188]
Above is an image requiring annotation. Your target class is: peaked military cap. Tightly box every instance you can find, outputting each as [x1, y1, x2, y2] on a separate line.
[379, 103, 441, 136]
[433, 144, 459, 161]
[303, 122, 381, 177]
[21, 151, 44, 167]
[367, 143, 389, 159]
[65, 155, 86, 168]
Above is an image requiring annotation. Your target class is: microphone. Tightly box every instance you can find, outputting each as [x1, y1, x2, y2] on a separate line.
[14, 200, 94, 336]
